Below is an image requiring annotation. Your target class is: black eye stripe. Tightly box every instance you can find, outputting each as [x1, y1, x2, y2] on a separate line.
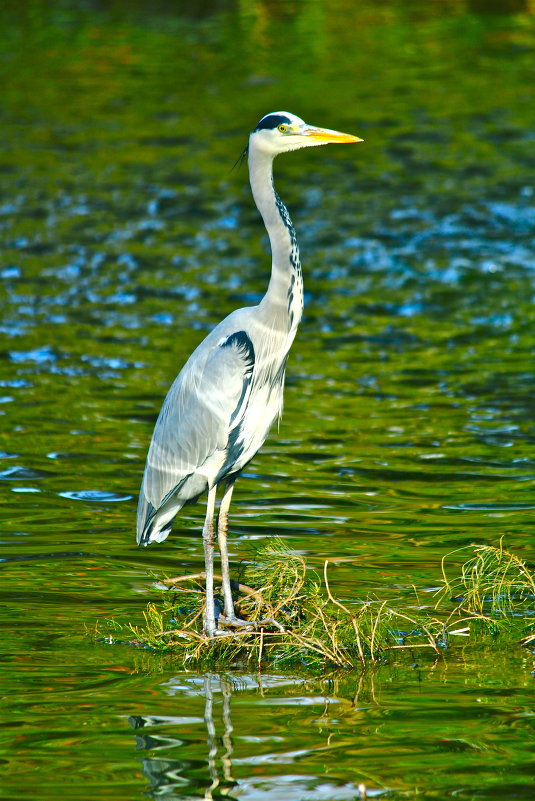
[254, 114, 292, 132]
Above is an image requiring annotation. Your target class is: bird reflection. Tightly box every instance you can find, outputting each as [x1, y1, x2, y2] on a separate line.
[129, 674, 238, 800]
[204, 675, 235, 797]
[129, 669, 387, 799]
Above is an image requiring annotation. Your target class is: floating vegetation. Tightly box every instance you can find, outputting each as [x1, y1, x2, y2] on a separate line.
[101, 540, 535, 669]
[437, 540, 535, 618]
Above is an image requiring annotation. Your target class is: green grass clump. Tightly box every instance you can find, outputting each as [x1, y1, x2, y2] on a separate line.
[100, 539, 535, 669]
[437, 540, 535, 617]
[434, 541, 535, 645]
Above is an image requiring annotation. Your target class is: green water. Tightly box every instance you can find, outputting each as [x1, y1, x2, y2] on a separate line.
[1, 0, 534, 798]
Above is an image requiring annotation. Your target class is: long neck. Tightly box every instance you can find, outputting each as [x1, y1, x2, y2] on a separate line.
[248, 146, 304, 334]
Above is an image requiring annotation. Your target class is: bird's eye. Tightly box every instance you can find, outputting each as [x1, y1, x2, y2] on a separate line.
[278, 124, 288, 133]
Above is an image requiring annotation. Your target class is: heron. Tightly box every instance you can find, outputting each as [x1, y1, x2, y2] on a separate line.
[137, 111, 361, 637]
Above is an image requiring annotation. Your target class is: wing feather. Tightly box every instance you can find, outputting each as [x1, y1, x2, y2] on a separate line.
[137, 330, 255, 543]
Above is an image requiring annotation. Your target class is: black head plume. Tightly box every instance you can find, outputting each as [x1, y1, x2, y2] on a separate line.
[232, 144, 249, 172]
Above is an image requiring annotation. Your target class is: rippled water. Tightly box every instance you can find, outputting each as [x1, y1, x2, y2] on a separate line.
[2, 651, 534, 800]
[1, 1, 535, 798]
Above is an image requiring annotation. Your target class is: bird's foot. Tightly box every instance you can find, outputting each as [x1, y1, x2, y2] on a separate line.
[217, 614, 255, 631]
[255, 616, 285, 633]
[215, 614, 285, 635]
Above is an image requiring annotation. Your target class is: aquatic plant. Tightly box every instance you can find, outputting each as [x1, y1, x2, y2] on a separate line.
[435, 540, 535, 646]
[438, 540, 535, 616]
[101, 539, 534, 669]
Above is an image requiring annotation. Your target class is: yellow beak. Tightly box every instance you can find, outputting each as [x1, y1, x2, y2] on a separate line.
[303, 126, 363, 144]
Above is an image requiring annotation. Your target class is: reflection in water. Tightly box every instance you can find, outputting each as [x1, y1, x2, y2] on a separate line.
[204, 676, 236, 799]
[130, 675, 238, 800]
[128, 671, 385, 800]
[125, 659, 535, 799]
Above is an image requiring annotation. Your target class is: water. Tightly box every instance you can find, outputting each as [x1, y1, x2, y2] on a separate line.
[1, 1, 534, 798]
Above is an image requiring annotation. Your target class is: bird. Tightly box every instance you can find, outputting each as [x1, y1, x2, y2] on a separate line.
[137, 111, 362, 637]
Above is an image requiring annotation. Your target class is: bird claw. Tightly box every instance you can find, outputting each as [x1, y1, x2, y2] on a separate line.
[257, 617, 285, 633]
[213, 614, 285, 635]
[217, 614, 255, 630]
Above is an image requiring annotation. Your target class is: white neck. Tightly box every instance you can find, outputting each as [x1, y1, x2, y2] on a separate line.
[248, 146, 304, 334]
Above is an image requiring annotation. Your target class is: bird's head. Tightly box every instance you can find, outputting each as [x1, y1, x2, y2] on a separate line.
[249, 111, 362, 156]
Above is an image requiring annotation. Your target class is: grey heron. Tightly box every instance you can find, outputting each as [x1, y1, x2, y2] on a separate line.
[137, 111, 361, 637]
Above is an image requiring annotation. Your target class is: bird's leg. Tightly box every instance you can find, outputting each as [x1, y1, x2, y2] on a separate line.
[216, 479, 254, 631]
[202, 485, 218, 637]
[214, 479, 283, 635]
[217, 478, 237, 620]
[216, 479, 281, 634]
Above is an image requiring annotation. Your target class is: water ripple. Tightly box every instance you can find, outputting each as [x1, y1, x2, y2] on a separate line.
[58, 490, 133, 503]
[443, 502, 535, 512]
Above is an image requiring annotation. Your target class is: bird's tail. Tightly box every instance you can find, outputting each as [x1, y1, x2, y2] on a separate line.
[136, 488, 177, 546]
[137, 517, 173, 546]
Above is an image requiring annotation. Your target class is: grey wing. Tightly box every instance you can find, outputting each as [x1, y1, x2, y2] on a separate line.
[137, 330, 255, 545]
